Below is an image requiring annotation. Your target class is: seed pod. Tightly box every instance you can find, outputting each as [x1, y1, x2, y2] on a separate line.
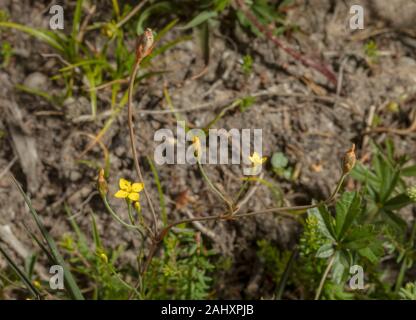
[342, 144, 356, 175]
[97, 168, 108, 197]
[136, 28, 154, 61]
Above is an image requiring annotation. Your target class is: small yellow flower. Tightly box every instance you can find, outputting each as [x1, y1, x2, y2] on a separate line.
[249, 152, 267, 167]
[114, 178, 144, 202]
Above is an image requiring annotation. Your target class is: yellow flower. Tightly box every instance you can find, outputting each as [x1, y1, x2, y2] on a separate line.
[114, 178, 144, 202]
[134, 201, 141, 213]
[249, 152, 267, 167]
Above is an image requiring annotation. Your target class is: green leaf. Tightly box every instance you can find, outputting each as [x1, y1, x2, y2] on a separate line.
[335, 192, 362, 240]
[402, 165, 416, 177]
[358, 243, 383, 264]
[316, 243, 334, 258]
[383, 193, 413, 211]
[381, 209, 407, 232]
[343, 225, 378, 250]
[380, 167, 400, 202]
[136, 2, 173, 35]
[0, 21, 65, 52]
[91, 213, 102, 249]
[271, 152, 289, 169]
[24, 253, 37, 279]
[179, 11, 217, 30]
[198, 21, 210, 66]
[0, 245, 41, 299]
[308, 206, 335, 241]
[332, 252, 347, 284]
[351, 162, 380, 190]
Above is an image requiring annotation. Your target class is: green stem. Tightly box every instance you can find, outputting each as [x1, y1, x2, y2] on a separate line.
[315, 255, 335, 300]
[102, 196, 145, 235]
[197, 160, 234, 213]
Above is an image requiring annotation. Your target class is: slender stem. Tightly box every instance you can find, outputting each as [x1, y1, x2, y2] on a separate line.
[116, 0, 148, 29]
[127, 201, 135, 225]
[128, 56, 159, 234]
[197, 160, 234, 213]
[102, 196, 145, 236]
[315, 255, 335, 300]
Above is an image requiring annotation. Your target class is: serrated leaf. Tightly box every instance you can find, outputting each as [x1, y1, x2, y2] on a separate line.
[335, 192, 362, 240]
[308, 206, 335, 241]
[318, 204, 336, 239]
[343, 225, 378, 251]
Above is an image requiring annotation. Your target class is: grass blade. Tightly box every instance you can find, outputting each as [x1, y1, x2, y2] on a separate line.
[0, 245, 41, 299]
[0, 22, 65, 52]
[11, 175, 85, 300]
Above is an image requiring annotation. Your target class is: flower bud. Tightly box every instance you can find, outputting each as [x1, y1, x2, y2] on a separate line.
[342, 144, 356, 175]
[97, 168, 108, 197]
[407, 186, 416, 202]
[99, 253, 108, 264]
[192, 136, 202, 160]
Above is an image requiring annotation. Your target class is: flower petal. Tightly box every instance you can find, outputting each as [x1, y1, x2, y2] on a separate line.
[249, 152, 264, 165]
[128, 192, 140, 201]
[114, 190, 129, 198]
[131, 182, 144, 193]
[119, 178, 131, 192]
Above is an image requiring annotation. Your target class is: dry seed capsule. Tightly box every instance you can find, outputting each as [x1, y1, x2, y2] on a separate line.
[342, 144, 356, 175]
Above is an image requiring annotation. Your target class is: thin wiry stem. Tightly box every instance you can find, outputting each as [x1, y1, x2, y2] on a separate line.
[127, 56, 159, 235]
[315, 254, 335, 300]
